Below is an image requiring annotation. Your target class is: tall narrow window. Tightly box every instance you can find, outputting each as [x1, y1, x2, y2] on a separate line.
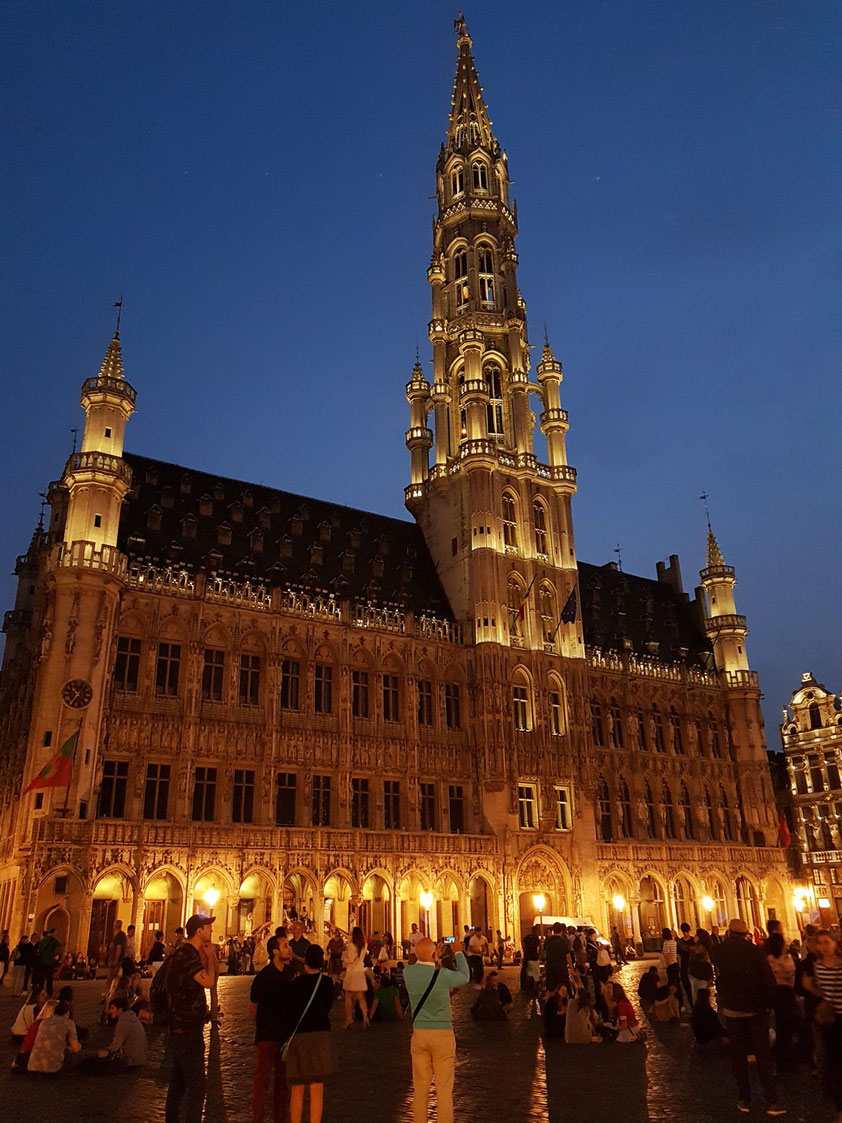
[471, 161, 488, 190]
[450, 165, 464, 197]
[590, 699, 605, 747]
[202, 649, 225, 702]
[539, 585, 555, 645]
[143, 763, 170, 820]
[312, 775, 331, 826]
[533, 500, 548, 557]
[512, 683, 530, 731]
[618, 779, 632, 838]
[507, 579, 523, 640]
[554, 785, 571, 831]
[670, 708, 684, 754]
[484, 362, 504, 438]
[598, 778, 613, 841]
[453, 249, 469, 313]
[549, 686, 565, 736]
[314, 663, 333, 714]
[609, 701, 624, 749]
[232, 769, 255, 824]
[420, 782, 436, 830]
[155, 642, 181, 696]
[280, 659, 300, 711]
[809, 703, 822, 730]
[502, 493, 518, 549]
[114, 637, 141, 692]
[645, 782, 657, 837]
[383, 673, 400, 722]
[444, 683, 461, 730]
[652, 706, 665, 752]
[661, 782, 676, 839]
[97, 760, 128, 819]
[448, 785, 464, 833]
[275, 772, 297, 826]
[351, 778, 370, 828]
[417, 679, 434, 727]
[352, 670, 370, 718]
[239, 654, 261, 706]
[518, 783, 538, 829]
[680, 785, 694, 840]
[477, 242, 495, 308]
[384, 780, 401, 829]
[192, 767, 217, 822]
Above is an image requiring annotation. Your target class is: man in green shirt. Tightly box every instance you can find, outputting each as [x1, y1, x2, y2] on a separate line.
[404, 937, 469, 1123]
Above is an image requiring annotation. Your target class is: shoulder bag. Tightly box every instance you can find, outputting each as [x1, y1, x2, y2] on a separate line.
[281, 975, 324, 1062]
[412, 968, 441, 1021]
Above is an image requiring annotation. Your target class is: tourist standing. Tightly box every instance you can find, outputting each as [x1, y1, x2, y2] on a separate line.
[466, 926, 487, 985]
[404, 935, 470, 1123]
[342, 926, 370, 1028]
[660, 928, 681, 1000]
[544, 922, 571, 992]
[286, 945, 337, 1123]
[677, 922, 695, 1008]
[148, 931, 167, 974]
[766, 932, 796, 1068]
[289, 921, 311, 977]
[494, 929, 505, 970]
[123, 924, 137, 975]
[34, 928, 61, 996]
[250, 934, 295, 1123]
[713, 918, 785, 1116]
[11, 934, 33, 995]
[521, 924, 541, 996]
[804, 930, 842, 1119]
[165, 913, 216, 1123]
[105, 920, 127, 993]
[610, 925, 627, 965]
[326, 930, 345, 988]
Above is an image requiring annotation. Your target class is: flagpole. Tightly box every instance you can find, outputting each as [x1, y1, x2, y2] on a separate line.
[58, 721, 82, 819]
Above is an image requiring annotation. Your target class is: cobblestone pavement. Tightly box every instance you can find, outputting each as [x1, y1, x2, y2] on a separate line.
[0, 962, 829, 1122]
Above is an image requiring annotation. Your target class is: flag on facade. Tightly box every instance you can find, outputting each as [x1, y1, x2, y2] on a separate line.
[516, 575, 537, 622]
[21, 730, 78, 796]
[777, 812, 791, 848]
[560, 586, 578, 624]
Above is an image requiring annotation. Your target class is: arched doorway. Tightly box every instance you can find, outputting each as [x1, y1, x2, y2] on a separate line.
[238, 871, 274, 939]
[360, 874, 391, 939]
[283, 871, 317, 932]
[705, 878, 728, 928]
[672, 875, 699, 930]
[735, 876, 761, 930]
[516, 851, 564, 940]
[89, 870, 134, 962]
[33, 868, 86, 959]
[638, 876, 666, 937]
[439, 878, 461, 938]
[398, 872, 432, 941]
[323, 872, 354, 936]
[141, 871, 184, 955]
[469, 875, 492, 932]
[604, 874, 632, 939]
[193, 871, 232, 938]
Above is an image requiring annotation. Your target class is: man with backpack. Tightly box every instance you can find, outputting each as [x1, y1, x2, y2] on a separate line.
[404, 936, 469, 1123]
[165, 914, 216, 1123]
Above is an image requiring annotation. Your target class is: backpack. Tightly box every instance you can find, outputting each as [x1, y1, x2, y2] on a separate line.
[597, 947, 611, 968]
[149, 955, 173, 1025]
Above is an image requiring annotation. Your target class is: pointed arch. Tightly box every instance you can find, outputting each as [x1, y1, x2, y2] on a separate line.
[511, 665, 534, 732]
[538, 582, 556, 645]
[532, 498, 549, 558]
[547, 671, 568, 736]
[597, 776, 613, 841]
[501, 490, 519, 551]
[506, 573, 525, 640]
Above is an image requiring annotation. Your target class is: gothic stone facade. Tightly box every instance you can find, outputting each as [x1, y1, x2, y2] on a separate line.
[0, 21, 793, 957]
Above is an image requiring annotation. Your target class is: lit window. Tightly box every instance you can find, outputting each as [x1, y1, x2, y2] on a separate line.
[453, 249, 469, 313]
[314, 663, 333, 715]
[477, 243, 495, 308]
[533, 501, 548, 556]
[484, 362, 504, 438]
[549, 689, 564, 736]
[518, 782, 538, 829]
[554, 785, 571, 831]
[445, 683, 461, 730]
[417, 679, 434, 727]
[202, 649, 225, 702]
[502, 492, 518, 549]
[507, 578, 523, 639]
[451, 165, 464, 197]
[472, 161, 488, 191]
[539, 585, 555, 645]
[512, 683, 530, 731]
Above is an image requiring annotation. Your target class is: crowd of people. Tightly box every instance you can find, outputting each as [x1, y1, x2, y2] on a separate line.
[4, 914, 842, 1122]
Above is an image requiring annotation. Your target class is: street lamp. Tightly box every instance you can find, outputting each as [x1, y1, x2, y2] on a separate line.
[203, 887, 219, 910]
[612, 894, 626, 912]
[420, 890, 433, 936]
[701, 895, 715, 913]
[532, 892, 546, 934]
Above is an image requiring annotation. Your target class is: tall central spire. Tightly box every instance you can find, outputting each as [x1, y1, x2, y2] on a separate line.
[448, 14, 495, 150]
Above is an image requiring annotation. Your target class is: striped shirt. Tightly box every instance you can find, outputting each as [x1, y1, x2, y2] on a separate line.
[814, 962, 842, 1015]
[661, 939, 679, 967]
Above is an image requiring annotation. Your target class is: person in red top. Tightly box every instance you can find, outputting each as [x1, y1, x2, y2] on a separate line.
[611, 983, 644, 1042]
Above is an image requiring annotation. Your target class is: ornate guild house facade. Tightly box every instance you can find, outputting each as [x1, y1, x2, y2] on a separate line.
[0, 21, 794, 957]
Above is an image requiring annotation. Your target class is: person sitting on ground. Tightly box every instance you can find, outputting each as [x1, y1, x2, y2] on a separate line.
[652, 982, 681, 1023]
[147, 931, 167, 974]
[57, 985, 89, 1043]
[543, 983, 568, 1039]
[370, 971, 404, 1022]
[637, 966, 660, 1008]
[691, 987, 726, 1046]
[11, 984, 48, 1041]
[72, 953, 91, 981]
[80, 994, 148, 1073]
[27, 999, 81, 1074]
[612, 983, 644, 1042]
[565, 987, 598, 1043]
[470, 970, 512, 1020]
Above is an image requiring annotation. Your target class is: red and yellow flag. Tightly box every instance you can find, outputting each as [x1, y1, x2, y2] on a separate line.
[22, 730, 78, 796]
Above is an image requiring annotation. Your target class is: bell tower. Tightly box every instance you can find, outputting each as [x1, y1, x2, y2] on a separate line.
[406, 17, 581, 657]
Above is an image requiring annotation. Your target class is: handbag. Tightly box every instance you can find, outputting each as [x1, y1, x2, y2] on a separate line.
[412, 968, 441, 1021]
[281, 975, 324, 1062]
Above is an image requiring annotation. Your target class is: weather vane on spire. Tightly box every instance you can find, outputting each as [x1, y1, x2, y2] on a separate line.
[614, 542, 623, 571]
[454, 11, 469, 40]
[113, 295, 123, 336]
[699, 491, 712, 532]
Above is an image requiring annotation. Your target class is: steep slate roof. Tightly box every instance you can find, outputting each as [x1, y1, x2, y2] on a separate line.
[119, 452, 712, 664]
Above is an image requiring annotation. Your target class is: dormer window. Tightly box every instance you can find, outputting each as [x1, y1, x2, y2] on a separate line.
[471, 161, 488, 191]
[249, 528, 264, 554]
[319, 522, 332, 544]
[160, 486, 174, 509]
[311, 543, 323, 565]
[181, 514, 198, 539]
[229, 501, 243, 524]
[217, 523, 232, 546]
[257, 507, 272, 530]
[180, 474, 192, 495]
[477, 243, 495, 308]
[242, 489, 254, 508]
[451, 165, 465, 198]
[147, 505, 162, 531]
[199, 494, 213, 516]
[213, 482, 225, 501]
[290, 515, 303, 537]
[279, 535, 293, 558]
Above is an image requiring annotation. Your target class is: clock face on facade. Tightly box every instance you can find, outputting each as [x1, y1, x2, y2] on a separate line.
[62, 679, 93, 709]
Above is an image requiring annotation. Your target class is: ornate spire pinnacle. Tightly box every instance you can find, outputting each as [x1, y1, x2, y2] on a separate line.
[98, 334, 124, 381]
[448, 14, 494, 150]
[706, 527, 724, 568]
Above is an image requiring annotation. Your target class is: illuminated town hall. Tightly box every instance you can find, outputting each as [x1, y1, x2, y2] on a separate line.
[0, 21, 795, 957]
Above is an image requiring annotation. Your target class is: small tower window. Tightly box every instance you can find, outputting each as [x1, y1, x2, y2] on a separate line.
[453, 249, 469, 313]
[533, 500, 548, 556]
[471, 161, 488, 191]
[93, 514, 102, 528]
[477, 243, 495, 308]
[104, 427, 112, 438]
[450, 165, 464, 197]
[502, 492, 518, 550]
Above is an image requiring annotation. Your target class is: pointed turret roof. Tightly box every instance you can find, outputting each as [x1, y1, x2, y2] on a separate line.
[447, 15, 494, 150]
[98, 333, 124, 380]
[706, 527, 724, 568]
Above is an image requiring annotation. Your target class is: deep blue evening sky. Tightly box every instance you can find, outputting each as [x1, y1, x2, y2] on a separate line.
[2, 1, 839, 736]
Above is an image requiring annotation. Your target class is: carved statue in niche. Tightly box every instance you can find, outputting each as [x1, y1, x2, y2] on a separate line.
[636, 795, 648, 827]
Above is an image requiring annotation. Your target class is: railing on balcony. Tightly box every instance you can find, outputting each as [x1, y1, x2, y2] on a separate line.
[53, 540, 126, 576]
[281, 589, 340, 620]
[127, 561, 194, 595]
[63, 451, 132, 485]
[353, 603, 405, 633]
[81, 374, 137, 405]
[706, 613, 747, 632]
[207, 575, 271, 610]
[724, 670, 760, 690]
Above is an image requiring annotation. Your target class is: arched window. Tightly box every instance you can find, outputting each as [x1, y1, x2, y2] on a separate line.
[673, 877, 700, 930]
[533, 500, 548, 557]
[453, 248, 469, 313]
[705, 788, 717, 838]
[477, 243, 495, 308]
[708, 713, 722, 758]
[590, 699, 605, 747]
[450, 164, 465, 198]
[618, 779, 632, 838]
[507, 577, 523, 640]
[652, 706, 665, 753]
[720, 786, 733, 841]
[471, 161, 488, 191]
[661, 783, 676, 839]
[635, 709, 646, 752]
[484, 362, 504, 439]
[809, 703, 822, 730]
[680, 785, 694, 840]
[598, 778, 613, 842]
[502, 492, 518, 550]
[735, 876, 760, 929]
[670, 707, 684, 754]
[609, 699, 624, 749]
[548, 674, 567, 736]
[538, 584, 556, 646]
[692, 717, 703, 755]
[511, 668, 532, 732]
[645, 782, 657, 838]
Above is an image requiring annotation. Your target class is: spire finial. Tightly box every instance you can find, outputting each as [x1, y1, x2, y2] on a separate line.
[454, 11, 470, 47]
[113, 295, 123, 337]
[614, 542, 623, 572]
[700, 495, 725, 567]
[447, 14, 493, 149]
[699, 491, 712, 532]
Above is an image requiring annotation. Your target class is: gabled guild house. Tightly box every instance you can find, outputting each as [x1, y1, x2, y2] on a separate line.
[0, 18, 794, 957]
